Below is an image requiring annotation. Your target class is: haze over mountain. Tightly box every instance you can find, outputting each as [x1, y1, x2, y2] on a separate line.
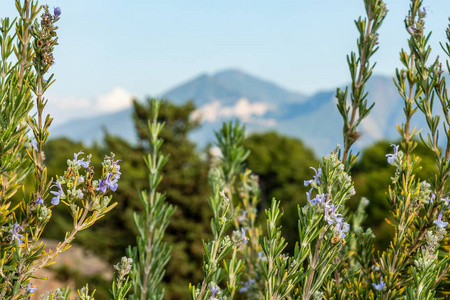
[51, 69, 429, 156]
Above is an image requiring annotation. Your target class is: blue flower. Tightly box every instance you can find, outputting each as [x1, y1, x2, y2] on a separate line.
[210, 284, 221, 299]
[427, 192, 436, 204]
[113, 160, 122, 179]
[304, 166, 322, 186]
[441, 196, 450, 207]
[50, 181, 64, 205]
[324, 204, 341, 225]
[239, 279, 256, 293]
[386, 144, 399, 164]
[241, 227, 249, 244]
[334, 219, 350, 238]
[434, 211, 448, 229]
[306, 188, 314, 205]
[314, 193, 328, 206]
[97, 173, 119, 193]
[35, 197, 44, 205]
[74, 151, 90, 168]
[12, 223, 25, 245]
[26, 282, 37, 294]
[54, 7, 61, 18]
[373, 275, 385, 290]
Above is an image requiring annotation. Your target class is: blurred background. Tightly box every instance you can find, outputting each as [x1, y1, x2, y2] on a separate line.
[1, 0, 450, 299]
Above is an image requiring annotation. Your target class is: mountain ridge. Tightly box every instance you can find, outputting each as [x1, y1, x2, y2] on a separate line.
[51, 69, 424, 156]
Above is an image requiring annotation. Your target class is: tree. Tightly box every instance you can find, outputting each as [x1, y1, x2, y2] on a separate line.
[41, 99, 212, 299]
[130, 98, 212, 299]
[243, 132, 319, 252]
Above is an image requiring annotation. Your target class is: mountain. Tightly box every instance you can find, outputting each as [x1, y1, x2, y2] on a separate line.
[51, 108, 134, 146]
[163, 69, 307, 106]
[50, 69, 430, 156]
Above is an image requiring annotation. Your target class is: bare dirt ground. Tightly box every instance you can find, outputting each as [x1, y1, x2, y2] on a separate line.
[30, 239, 112, 299]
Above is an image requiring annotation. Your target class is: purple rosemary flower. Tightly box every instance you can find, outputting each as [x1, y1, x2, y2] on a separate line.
[304, 166, 322, 186]
[434, 211, 448, 229]
[97, 173, 119, 193]
[373, 275, 385, 290]
[427, 192, 436, 204]
[35, 197, 44, 205]
[54, 7, 61, 18]
[306, 188, 314, 205]
[324, 204, 341, 225]
[50, 181, 64, 205]
[334, 219, 350, 238]
[241, 227, 249, 244]
[441, 196, 450, 207]
[314, 193, 328, 206]
[74, 151, 90, 168]
[210, 284, 221, 299]
[239, 279, 256, 293]
[386, 144, 399, 164]
[26, 282, 37, 294]
[12, 223, 24, 245]
[113, 160, 122, 179]
[407, 26, 415, 34]
[238, 210, 247, 222]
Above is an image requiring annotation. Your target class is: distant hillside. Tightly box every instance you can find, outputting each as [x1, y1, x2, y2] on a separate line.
[50, 69, 432, 156]
[163, 69, 307, 106]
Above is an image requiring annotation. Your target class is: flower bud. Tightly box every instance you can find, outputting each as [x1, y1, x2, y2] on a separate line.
[54, 7, 61, 18]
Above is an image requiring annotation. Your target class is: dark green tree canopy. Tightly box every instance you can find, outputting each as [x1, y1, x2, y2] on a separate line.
[243, 131, 319, 252]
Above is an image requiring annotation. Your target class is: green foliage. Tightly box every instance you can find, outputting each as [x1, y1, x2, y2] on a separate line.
[6, 0, 450, 298]
[336, 0, 387, 171]
[352, 140, 437, 248]
[110, 257, 133, 300]
[41, 100, 211, 299]
[131, 99, 212, 299]
[127, 99, 176, 300]
[190, 121, 250, 300]
[243, 132, 319, 252]
[259, 199, 304, 299]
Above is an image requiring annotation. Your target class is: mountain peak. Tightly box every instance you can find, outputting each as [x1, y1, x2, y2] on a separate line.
[162, 68, 306, 106]
[213, 68, 247, 77]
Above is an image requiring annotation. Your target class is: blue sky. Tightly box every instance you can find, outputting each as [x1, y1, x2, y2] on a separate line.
[2, 0, 450, 123]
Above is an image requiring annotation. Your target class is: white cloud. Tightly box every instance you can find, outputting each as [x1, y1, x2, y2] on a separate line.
[361, 115, 383, 140]
[192, 98, 273, 124]
[46, 87, 134, 125]
[96, 87, 133, 112]
[191, 101, 221, 122]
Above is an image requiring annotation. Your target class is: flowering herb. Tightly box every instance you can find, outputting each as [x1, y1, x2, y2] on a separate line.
[386, 144, 399, 164]
[433, 212, 448, 229]
[372, 276, 385, 291]
[4, 0, 450, 299]
[12, 223, 25, 245]
[54, 6, 61, 18]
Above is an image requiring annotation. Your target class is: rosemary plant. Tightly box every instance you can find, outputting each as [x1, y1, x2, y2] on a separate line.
[127, 99, 176, 300]
[0, 1, 129, 298]
[336, 0, 388, 170]
[6, 0, 450, 299]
